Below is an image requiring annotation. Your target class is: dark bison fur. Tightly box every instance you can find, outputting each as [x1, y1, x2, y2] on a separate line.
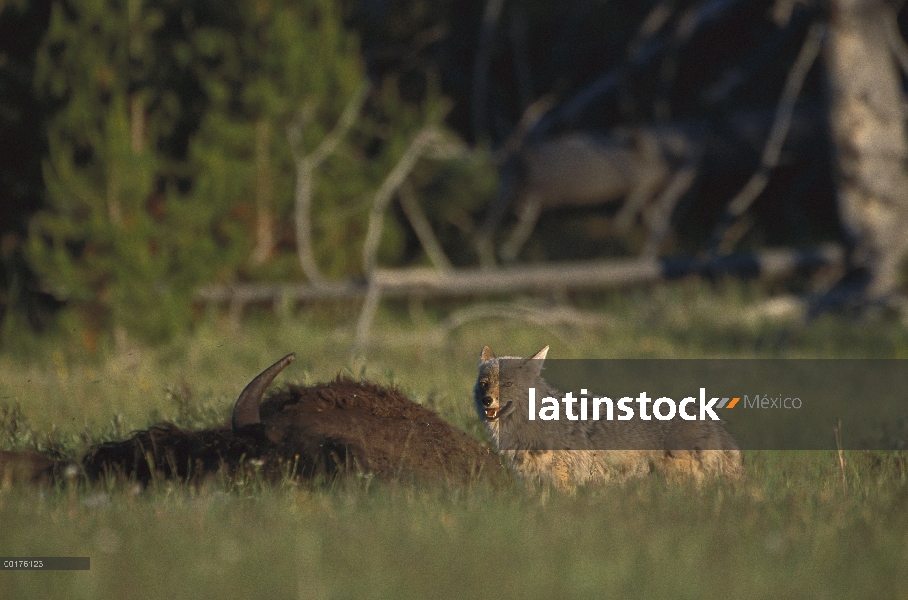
[83, 378, 500, 484]
[4, 356, 503, 486]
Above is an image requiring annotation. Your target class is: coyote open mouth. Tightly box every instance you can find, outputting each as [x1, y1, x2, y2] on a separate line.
[485, 401, 513, 421]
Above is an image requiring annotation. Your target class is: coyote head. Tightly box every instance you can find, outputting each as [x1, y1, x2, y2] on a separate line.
[474, 345, 549, 430]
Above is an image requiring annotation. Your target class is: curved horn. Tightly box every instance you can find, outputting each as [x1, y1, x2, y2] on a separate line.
[232, 353, 295, 432]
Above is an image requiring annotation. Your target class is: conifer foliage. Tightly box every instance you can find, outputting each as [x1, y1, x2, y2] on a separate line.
[23, 0, 463, 342]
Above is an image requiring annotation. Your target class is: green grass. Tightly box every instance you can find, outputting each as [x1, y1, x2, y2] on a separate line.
[1, 282, 907, 598]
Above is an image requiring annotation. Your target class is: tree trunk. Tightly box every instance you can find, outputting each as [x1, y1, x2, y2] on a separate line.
[826, 0, 908, 300]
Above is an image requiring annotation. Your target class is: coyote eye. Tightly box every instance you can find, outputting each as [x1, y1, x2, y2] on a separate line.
[479, 380, 488, 390]
[503, 382, 513, 387]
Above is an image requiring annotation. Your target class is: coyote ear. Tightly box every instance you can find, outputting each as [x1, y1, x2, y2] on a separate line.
[529, 345, 549, 361]
[480, 346, 495, 362]
[524, 345, 549, 375]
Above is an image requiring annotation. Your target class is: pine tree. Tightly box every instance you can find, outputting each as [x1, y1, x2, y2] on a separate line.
[29, 0, 219, 343]
[27, 0, 476, 344]
[186, 0, 389, 282]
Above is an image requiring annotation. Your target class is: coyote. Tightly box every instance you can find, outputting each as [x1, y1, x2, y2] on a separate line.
[474, 346, 744, 489]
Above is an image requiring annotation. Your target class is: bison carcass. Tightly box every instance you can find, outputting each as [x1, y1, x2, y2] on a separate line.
[3, 354, 503, 486]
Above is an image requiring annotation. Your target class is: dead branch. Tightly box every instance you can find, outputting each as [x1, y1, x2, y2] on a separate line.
[310, 83, 371, 169]
[493, 94, 557, 165]
[438, 302, 613, 336]
[539, 0, 750, 135]
[640, 164, 698, 257]
[372, 245, 842, 296]
[433, 303, 588, 348]
[656, 3, 705, 118]
[197, 244, 844, 338]
[361, 128, 453, 275]
[351, 244, 843, 346]
[288, 83, 371, 284]
[367, 302, 610, 349]
[708, 22, 825, 253]
[398, 181, 453, 271]
[704, 7, 811, 106]
[197, 244, 843, 305]
[353, 281, 383, 351]
[288, 153, 322, 283]
[629, 0, 676, 56]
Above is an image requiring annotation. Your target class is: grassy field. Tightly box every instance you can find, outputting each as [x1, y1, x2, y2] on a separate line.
[1, 282, 907, 598]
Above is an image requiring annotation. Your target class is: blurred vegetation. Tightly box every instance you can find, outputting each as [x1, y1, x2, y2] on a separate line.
[0, 285, 907, 598]
[3, 279, 908, 454]
[1, 0, 906, 346]
[0, 0, 497, 345]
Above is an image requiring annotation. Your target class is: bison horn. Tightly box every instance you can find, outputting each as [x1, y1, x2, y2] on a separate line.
[232, 353, 295, 432]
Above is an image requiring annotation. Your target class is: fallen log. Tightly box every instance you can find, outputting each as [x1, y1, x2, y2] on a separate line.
[195, 244, 844, 306]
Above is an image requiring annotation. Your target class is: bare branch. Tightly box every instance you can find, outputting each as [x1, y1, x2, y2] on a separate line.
[629, 0, 676, 55]
[288, 84, 370, 284]
[640, 164, 698, 257]
[539, 0, 749, 135]
[291, 156, 323, 283]
[498, 194, 542, 263]
[709, 22, 825, 253]
[309, 82, 371, 169]
[353, 281, 382, 352]
[280, 243, 843, 348]
[361, 128, 441, 274]
[493, 94, 556, 164]
[398, 181, 453, 271]
[435, 302, 613, 344]
[197, 245, 845, 338]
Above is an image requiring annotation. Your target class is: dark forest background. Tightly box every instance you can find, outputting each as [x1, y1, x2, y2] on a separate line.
[2, 0, 906, 346]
